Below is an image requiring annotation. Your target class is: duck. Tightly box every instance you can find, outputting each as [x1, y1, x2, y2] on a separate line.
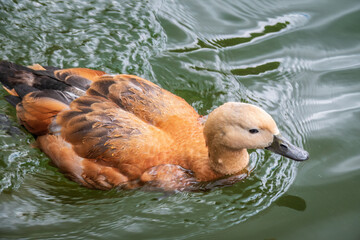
[0, 61, 309, 191]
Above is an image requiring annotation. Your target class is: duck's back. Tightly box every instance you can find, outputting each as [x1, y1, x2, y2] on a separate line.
[0, 61, 211, 188]
[57, 74, 207, 177]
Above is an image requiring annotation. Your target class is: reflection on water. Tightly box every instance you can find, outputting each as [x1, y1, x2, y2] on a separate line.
[1, 0, 360, 239]
[275, 194, 306, 211]
[210, 21, 289, 48]
[231, 61, 280, 76]
[189, 61, 280, 76]
[169, 13, 309, 53]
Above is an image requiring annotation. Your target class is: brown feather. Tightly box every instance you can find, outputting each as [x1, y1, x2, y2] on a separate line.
[55, 75, 222, 184]
[17, 93, 69, 135]
[54, 68, 106, 82]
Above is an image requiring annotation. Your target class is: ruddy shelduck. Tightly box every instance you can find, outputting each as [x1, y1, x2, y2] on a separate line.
[0, 61, 309, 191]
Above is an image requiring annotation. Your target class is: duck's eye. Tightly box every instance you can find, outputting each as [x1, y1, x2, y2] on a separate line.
[249, 129, 259, 134]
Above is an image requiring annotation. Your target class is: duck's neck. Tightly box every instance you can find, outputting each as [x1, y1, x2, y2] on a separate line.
[208, 146, 249, 175]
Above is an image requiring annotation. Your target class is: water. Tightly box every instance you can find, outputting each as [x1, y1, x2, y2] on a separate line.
[0, 0, 359, 239]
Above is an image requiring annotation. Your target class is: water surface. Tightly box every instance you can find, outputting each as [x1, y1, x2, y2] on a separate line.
[0, 0, 359, 239]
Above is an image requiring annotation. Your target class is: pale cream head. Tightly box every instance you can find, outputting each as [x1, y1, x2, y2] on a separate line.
[202, 102, 280, 175]
[204, 102, 279, 151]
[203, 102, 308, 175]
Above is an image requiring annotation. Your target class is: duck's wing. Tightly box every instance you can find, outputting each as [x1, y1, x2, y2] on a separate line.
[53, 75, 201, 178]
[84, 74, 200, 125]
[55, 93, 174, 180]
[1, 62, 203, 187]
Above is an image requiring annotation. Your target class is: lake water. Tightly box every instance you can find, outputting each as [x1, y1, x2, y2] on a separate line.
[0, 0, 359, 239]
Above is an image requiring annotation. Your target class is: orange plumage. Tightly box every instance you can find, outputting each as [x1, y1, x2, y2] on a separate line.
[0, 61, 308, 191]
[52, 74, 222, 189]
[0, 61, 225, 190]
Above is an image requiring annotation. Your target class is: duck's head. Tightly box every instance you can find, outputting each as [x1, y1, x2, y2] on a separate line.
[204, 102, 309, 172]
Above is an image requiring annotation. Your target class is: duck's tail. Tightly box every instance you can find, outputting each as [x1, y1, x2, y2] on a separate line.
[0, 61, 83, 101]
[0, 60, 105, 135]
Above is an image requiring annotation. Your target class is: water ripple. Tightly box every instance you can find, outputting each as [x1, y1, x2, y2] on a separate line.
[0, 0, 340, 238]
[280, 49, 360, 74]
[168, 13, 309, 53]
[0, 0, 166, 78]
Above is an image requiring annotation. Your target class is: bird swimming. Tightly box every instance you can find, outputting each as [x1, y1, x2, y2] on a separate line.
[0, 61, 309, 191]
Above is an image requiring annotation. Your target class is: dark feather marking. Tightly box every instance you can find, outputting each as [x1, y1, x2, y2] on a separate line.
[33, 69, 57, 80]
[0, 61, 40, 89]
[91, 79, 116, 96]
[4, 95, 21, 107]
[108, 94, 126, 109]
[65, 121, 96, 143]
[87, 88, 105, 97]
[65, 75, 92, 90]
[65, 114, 88, 128]
[71, 103, 101, 113]
[36, 75, 70, 91]
[83, 127, 108, 139]
[0, 72, 13, 89]
[71, 105, 94, 113]
[78, 107, 93, 113]
[0, 61, 69, 90]
[42, 66, 61, 71]
[29, 90, 76, 105]
[0, 61, 83, 98]
[85, 137, 109, 159]
[14, 84, 39, 98]
[1, 71, 35, 89]
[73, 96, 105, 107]
[59, 110, 83, 123]
[70, 119, 95, 134]
[54, 70, 70, 81]
[0, 61, 33, 73]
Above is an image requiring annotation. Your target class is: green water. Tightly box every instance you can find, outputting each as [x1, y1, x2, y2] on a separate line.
[0, 0, 360, 239]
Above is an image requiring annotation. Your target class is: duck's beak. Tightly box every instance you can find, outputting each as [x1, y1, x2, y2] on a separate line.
[265, 134, 309, 161]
